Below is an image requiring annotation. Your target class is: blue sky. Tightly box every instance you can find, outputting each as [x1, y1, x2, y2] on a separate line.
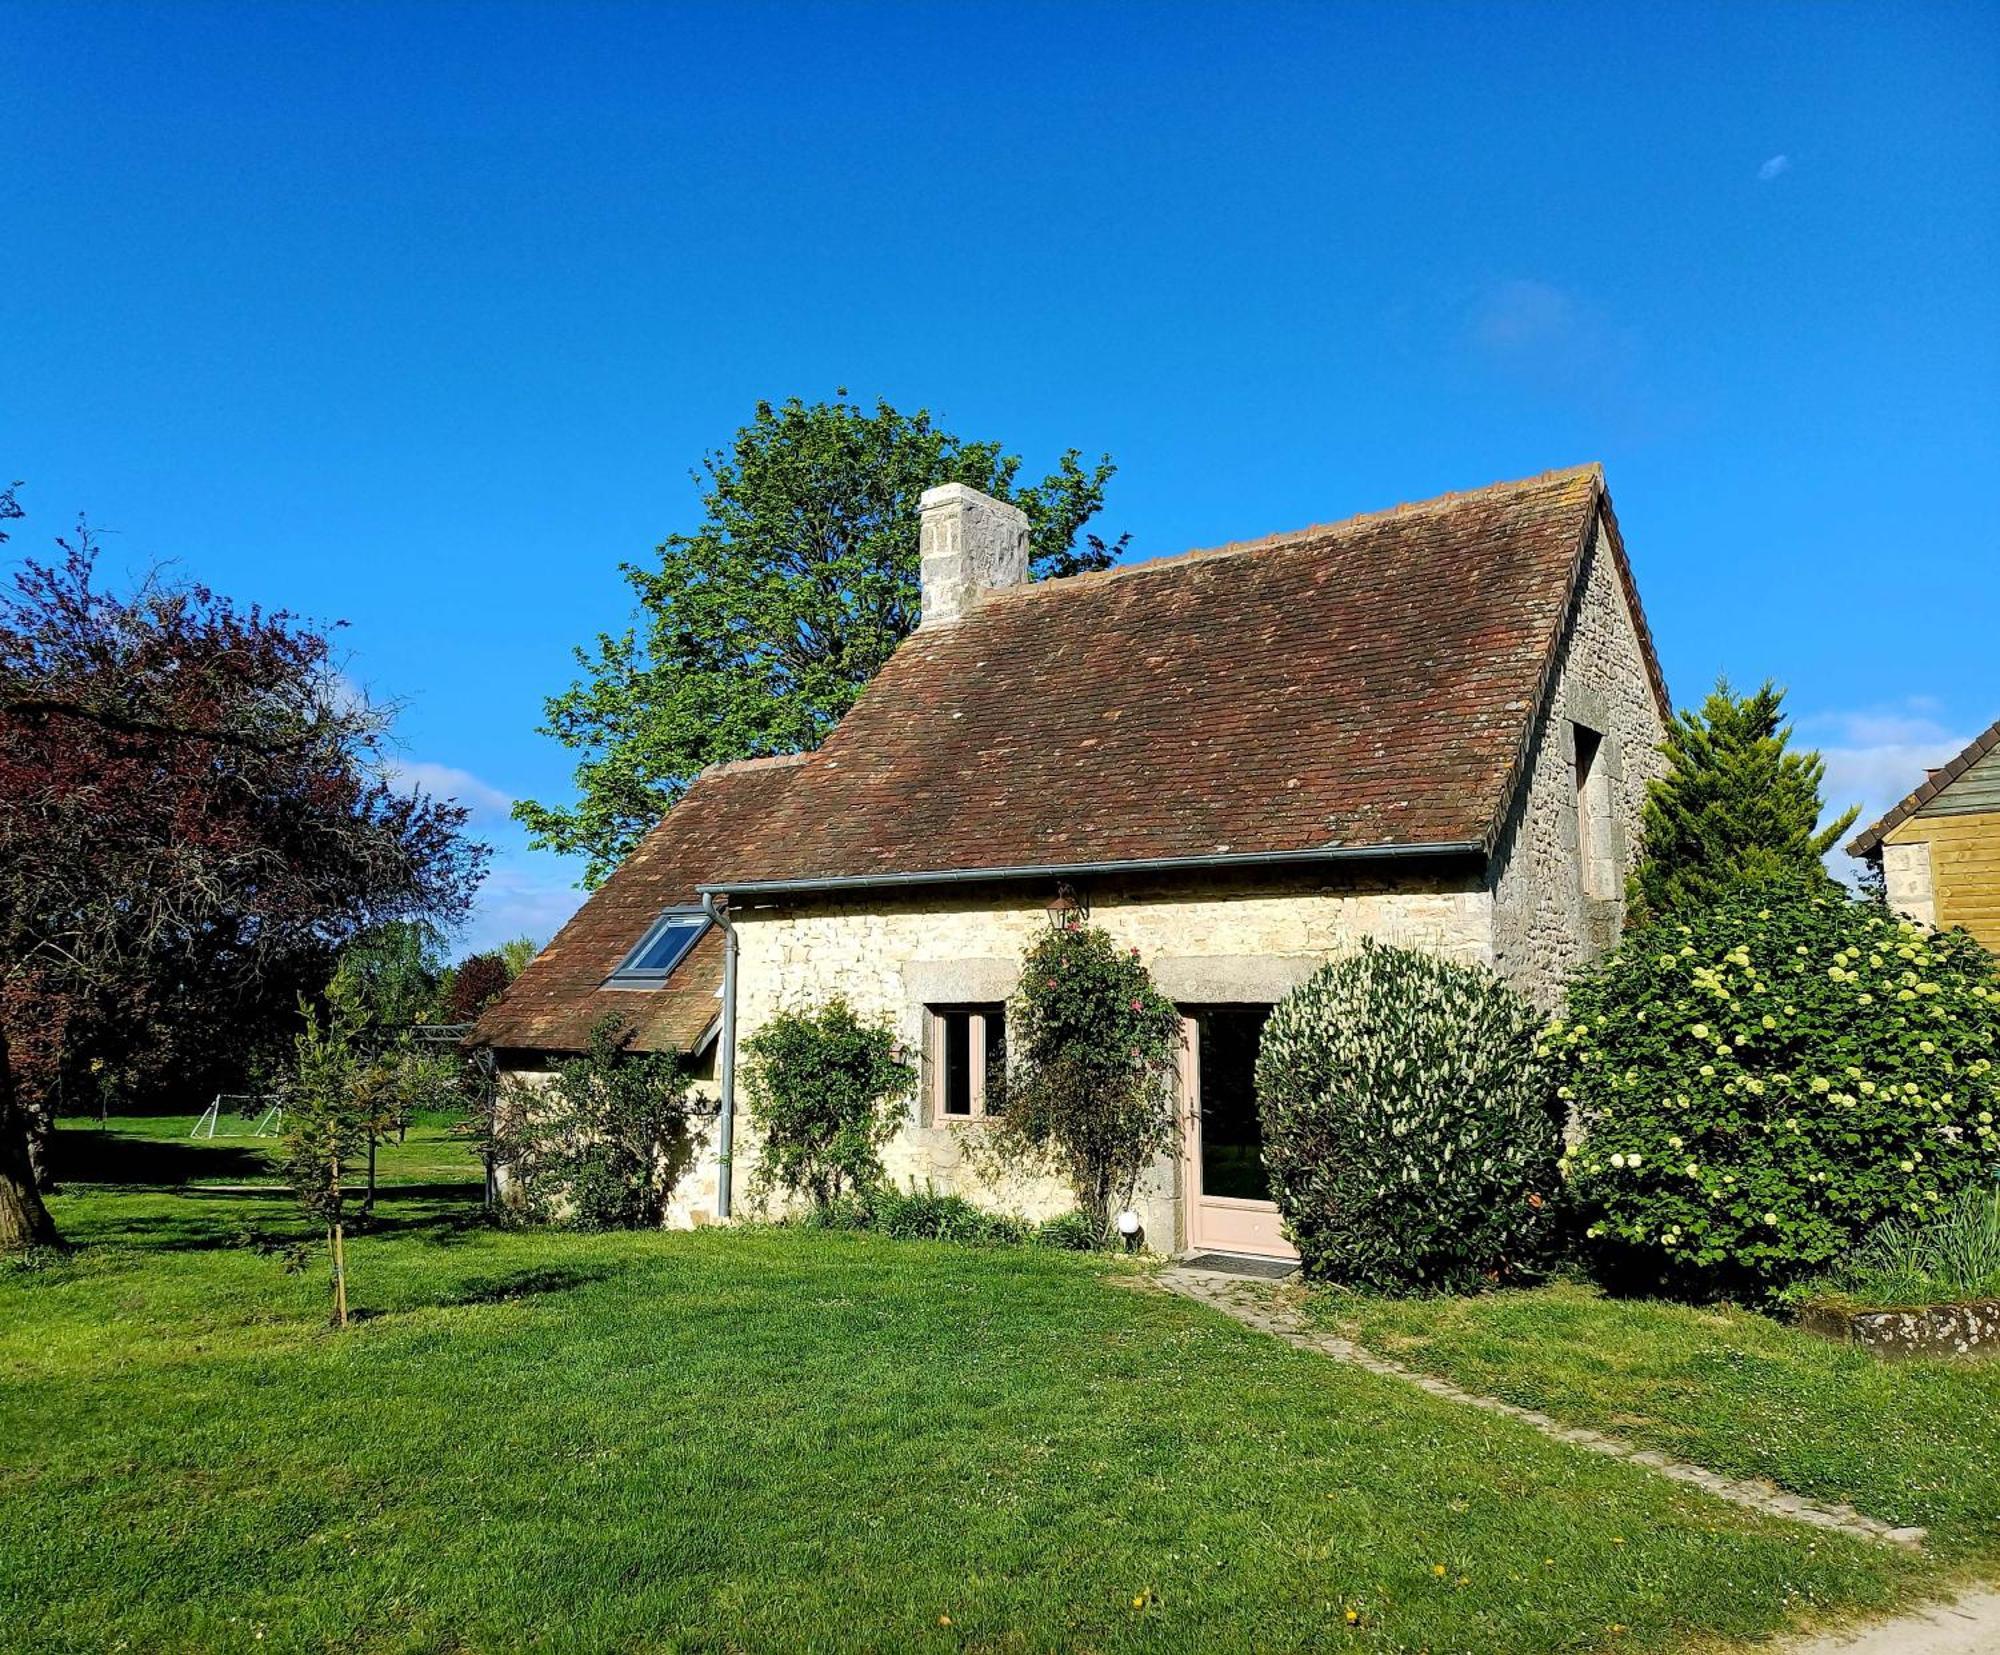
[4, 1, 1995, 951]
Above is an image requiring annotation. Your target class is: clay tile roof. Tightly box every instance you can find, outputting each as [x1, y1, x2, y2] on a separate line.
[471, 754, 807, 1053]
[704, 464, 1662, 890]
[1846, 719, 2000, 858]
[480, 466, 1665, 1051]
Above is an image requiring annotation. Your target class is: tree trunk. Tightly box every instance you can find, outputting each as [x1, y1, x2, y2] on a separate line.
[329, 1145, 348, 1328]
[0, 1025, 61, 1252]
[363, 1132, 377, 1217]
[330, 1220, 348, 1327]
[24, 1091, 55, 1192]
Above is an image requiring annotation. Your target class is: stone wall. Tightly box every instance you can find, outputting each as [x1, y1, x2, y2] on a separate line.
[1489, 507, 1669, 1008]
[722, 868, 1493, 1245]
[1798, 1298, 2000, 1359]
[1880, 839, 1937, 927]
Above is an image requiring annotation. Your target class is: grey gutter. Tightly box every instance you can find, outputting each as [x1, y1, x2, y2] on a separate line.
[698, 892, 740, 1220]
[697, 839, 1486, 899]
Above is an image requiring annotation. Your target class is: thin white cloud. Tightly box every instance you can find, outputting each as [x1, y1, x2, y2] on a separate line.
[1466, 278, 1644, 416]
[1798, 702, 1970, 870]
[1758, 154, 1792, 182]
[460, 857, 586, 956]
[387, 759, 514, 820]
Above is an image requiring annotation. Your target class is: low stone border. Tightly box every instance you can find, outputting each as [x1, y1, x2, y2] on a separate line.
[1155, 1265, 1927, 1551]
[1797, 1299, 2000, 1360]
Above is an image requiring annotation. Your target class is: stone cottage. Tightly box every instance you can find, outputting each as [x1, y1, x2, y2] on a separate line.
[475, 465, 1670, 1259]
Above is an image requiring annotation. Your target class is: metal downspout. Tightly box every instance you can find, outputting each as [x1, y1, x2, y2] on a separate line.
[701, 892, 739, 1220]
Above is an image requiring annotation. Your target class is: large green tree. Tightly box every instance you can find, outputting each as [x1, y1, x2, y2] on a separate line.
[1626, 678, 1858, 927]
[515, 394, 1120, 883]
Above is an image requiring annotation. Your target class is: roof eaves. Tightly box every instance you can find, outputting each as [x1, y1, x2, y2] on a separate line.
[700, 839, 1487, 899]
[1845, 717, 2000, 857]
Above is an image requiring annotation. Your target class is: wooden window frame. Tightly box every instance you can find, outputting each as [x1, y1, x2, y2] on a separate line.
[927, 1004, 1007, 1123]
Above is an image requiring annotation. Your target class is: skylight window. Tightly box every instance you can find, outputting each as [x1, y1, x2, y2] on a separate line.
[607, 911, 709, 987]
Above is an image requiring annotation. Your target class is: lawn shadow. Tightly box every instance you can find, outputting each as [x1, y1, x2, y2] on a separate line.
[442, 1264, 614, 1307]
[53, 1128, 272, 1189]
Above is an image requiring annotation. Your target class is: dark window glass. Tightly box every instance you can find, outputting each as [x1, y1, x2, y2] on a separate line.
[941, 1011, 972, 1115]
[1198, 1007, 1272, 1201]
[612, 914, 708, 983]
[983, 1012, 1008, 1115]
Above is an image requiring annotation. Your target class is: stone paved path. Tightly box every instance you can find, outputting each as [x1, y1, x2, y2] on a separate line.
[1780, 1588, 2000, 1653]
[1155, 1265, 1927, 1551]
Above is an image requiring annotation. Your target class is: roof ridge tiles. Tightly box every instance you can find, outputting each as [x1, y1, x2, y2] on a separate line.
[979, 463, 1603, 606]
[696, 752, 815, 781]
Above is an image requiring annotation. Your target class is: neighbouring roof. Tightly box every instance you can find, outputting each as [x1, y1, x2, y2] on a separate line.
[1846, 719, 2000, 858]
[472, 754, 807, 1053]
[478, 465, 1666, 1053]
[702, 464, 1664, 891]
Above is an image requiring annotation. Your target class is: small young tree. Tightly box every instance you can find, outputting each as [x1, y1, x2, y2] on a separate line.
[1628, 678, 1858, 927]
[492, 1017, 695, 1230]
[498, 935, 541, 980]
[742, 999, 914, 1209]
[276, 1000, 371, 1327]
[996, 921, 1182, 1246]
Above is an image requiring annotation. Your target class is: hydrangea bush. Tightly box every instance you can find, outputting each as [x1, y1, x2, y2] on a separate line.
[1555, 880, 2000, 1297]
[1256, 942, 1564, 1294]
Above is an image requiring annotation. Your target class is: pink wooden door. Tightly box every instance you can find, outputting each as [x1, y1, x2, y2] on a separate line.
[1179, 1008, 1297, 1260]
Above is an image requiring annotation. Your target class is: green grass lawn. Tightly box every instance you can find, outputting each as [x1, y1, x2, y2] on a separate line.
[67, 1109, 488, 1192]
[0, 1124, 1946, 1655]
[1314, 1282, 2000, 1569]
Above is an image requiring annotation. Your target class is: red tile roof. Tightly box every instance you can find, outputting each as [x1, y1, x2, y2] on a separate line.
[471, 754, 807, 1053]
[705, 465, 1662, 890]
[479, 466, 1665, 1052]
[1846, 719, 2000, 857]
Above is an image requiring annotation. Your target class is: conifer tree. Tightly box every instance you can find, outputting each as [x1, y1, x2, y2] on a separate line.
[1626, 678, 1858, 927]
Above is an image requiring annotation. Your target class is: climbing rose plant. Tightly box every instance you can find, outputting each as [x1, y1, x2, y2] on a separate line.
[1556, 879, 2000, 1298]
[742, 997, 914, 1210]
[996, 920, 1182, 1246]
[1256, 942, 1563, 1294]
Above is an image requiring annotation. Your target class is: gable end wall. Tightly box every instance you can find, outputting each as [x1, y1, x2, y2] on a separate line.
[1489, 508, 1668, 1008]
[1917, 745, 2000, 820]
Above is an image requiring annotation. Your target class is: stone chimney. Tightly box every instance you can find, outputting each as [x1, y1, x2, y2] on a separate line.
[918, 483, 1030, 627]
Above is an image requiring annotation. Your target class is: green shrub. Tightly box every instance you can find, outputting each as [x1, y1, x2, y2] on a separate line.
[797, 1193, 875, 1233]
[1555, 879, 2000, 1297]
[994, 921, 1182, 1245]
[492, 1016, 696, 1232]
[1256, 942, 1563, 1294]
[876, 1187, 1031, 1245]
[742, 999, 915, 1209]
[1031, 1210, 1105, 1252]
[791, 1184, 1035, 1247]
